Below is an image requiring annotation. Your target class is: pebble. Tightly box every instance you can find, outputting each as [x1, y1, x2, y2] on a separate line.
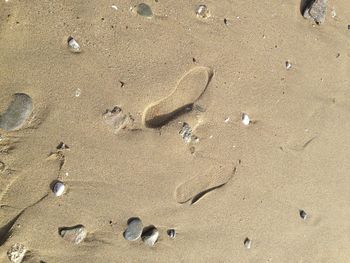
[303, 0, 327, 25]
[67, 36, 81, 53]
[7, 243, 27, 263]
[56, 142, 69, 150]
[241, 113, 251, 126]
[285, 61, 292, 70]
[167, 229, 176, 239]
[196, 4, 210, 18]
[123, 217, 143, 241]
[244, 238, 252, 249]
[134, 3, 153, 18]
[53, 181, 65, 196]
[141, 226, 159, 246]
[299, 209, 308, 220]
[59, 225, 87, 244]
[0, 93, 33, 131]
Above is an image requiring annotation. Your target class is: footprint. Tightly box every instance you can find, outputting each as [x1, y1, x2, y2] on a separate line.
[175, 165, 236, 204]
[142, 67, 213, 128]
[0, 93, 33, 131]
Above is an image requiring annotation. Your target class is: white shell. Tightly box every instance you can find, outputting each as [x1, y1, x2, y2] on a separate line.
[68, 37, 81, 53]
[244, 238, 252, 249]
[285, 61, 292, 70]
[167, 229, 176, 239]
[196, 5, 210, 18]
[241, 113, 250, 126]
[142, 227, 159, 246]
[53, 181, 65, 196]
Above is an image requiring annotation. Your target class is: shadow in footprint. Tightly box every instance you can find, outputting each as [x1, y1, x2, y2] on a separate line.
[176, 165, 236, 204]
[143, 67, 213, 128]
[300, 0, 314, 15]
[0, 212, 22, 246]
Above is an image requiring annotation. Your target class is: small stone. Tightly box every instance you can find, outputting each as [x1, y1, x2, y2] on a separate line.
[196, 4, 210, 18]
[244, 238, 252, 249]
[53, 181, 65, 197]
[285, 61, 292, 70]
[179, 122, 193, 143]
[299, 209, 308, 220]
[303, 0, 328, 25]
[167, 229, 176, 239]
[103, 106, 134, 132]
[241, 113, 250, 126]
[224, 117, 230, 123]
[7, 243, 27, 263]
[59, 225, 87, 244]
[133, 3, 153, 18]
[123, 217, 143, 241]
[141, 226, 159, 246]
[0, 93, 33, 131]
[67, 36, 81, 53]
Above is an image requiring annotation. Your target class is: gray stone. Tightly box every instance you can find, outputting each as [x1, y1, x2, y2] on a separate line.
[134, 3, 153, 18]
[123, 218, 143, 241]
[59, 225, 87, 244]
[0, 93, 33, 131]
[303, 0, 328, 24]
[141, 226, 159, 246]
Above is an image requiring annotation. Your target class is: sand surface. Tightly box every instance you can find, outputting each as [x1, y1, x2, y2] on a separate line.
[0, 0, 350, 262]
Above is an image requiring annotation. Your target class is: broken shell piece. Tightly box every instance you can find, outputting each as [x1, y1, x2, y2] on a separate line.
[67, 36, 81, 53]
[244, 238, 252, 249]
[196, 4, 210, 18]
[59, 225, 87, 244]
[141, 226, 159, 246]
[103, 106, 134, 133]
[285, 61, 292, 70]
[53, 181, 65, 196]
[179, 122, 195, 143]
[133, 3, 153, 18]
[7, 243, 27, 263]
[167, 229, 176, 239]
[302, 0, 327, 25]
[299, 209, 308, 220]
[241, 113, 250, 126]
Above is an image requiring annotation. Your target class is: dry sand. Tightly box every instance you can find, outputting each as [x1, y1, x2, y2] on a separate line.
[0, 0, 350, 262]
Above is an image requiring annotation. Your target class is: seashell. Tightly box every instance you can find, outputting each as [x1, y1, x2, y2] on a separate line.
[167, 229, 176, 239]
[244, 238, 252, 249]
[53, 181, 65, 197]
[179, 122, 193, 143]
[285, 61, 292, 70]
[67, 36, 81, 53]
[196, 5, 210, 19]
[123, 217, 143, 241]
[59, 225, 87, 244]
[299, 209, 307, 220]
[241, 113, 250, 126]
[7, 243, 27, 263]
[141, 225, 159, 246]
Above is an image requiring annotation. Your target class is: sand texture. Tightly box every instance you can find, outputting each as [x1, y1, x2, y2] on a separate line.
[0, 0, 350, 262]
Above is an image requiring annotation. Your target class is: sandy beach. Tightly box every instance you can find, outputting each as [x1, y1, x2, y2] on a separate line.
[0, 0, 350, 262]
